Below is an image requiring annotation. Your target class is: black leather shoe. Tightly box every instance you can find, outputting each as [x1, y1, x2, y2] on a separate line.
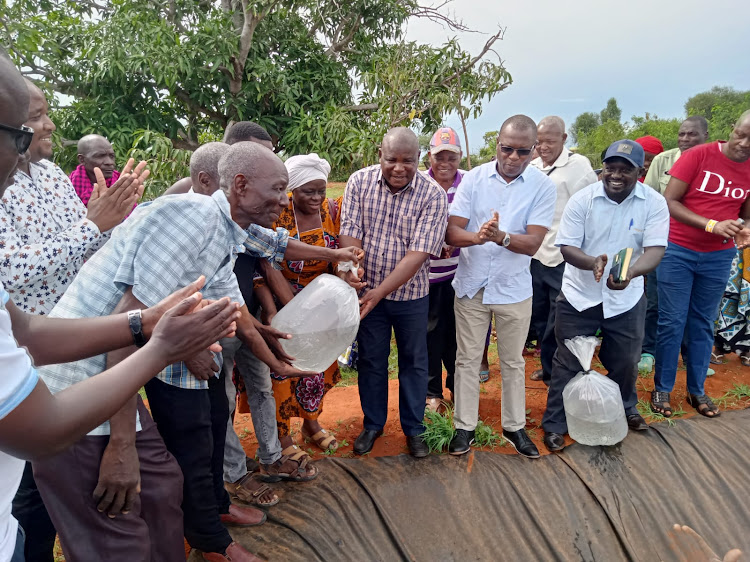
[354, 429, 383, 455]
[543, 431, 565, 452]
[448, 429, 475, 456]
[406, 435, 429, 458]
[502, 428, 540, 459]
[626, 413, 649, 431]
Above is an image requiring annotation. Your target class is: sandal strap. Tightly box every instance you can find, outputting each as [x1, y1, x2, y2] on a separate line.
[689, 393, 715, 406]
[280, 445, 311, 466]
[651, 390, 671, 403]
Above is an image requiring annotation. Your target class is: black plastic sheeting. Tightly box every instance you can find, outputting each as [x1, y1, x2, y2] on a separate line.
[199, 410, 750, 561]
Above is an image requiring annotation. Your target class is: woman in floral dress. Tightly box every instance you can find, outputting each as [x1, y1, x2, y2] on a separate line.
[266, 154, 342, 457]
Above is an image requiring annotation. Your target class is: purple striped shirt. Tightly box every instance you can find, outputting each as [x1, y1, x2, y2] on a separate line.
[340, 165, 448, 301]
[426, 168, 463, 283]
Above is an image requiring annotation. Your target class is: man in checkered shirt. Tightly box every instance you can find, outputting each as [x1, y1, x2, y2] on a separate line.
[33, 143, 361, 561]
[339, 127, 448, 459]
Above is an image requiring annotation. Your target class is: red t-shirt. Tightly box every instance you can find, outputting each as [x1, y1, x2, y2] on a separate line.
[668, 142, 750, 252]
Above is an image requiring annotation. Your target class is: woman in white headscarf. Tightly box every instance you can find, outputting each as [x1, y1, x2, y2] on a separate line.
[263, 153, 343, 457]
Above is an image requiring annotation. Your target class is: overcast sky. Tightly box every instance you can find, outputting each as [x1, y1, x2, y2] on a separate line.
[405, 0, 750, 153]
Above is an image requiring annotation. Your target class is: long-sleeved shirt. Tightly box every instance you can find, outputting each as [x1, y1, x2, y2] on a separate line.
[0, 160, 107, 314]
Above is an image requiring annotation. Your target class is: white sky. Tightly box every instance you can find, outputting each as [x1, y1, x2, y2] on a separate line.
[405, 0, 750, 153]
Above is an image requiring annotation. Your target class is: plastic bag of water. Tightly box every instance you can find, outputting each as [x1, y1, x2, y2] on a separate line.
[562, 336, 627, 446]
[271, 273, 360, 373]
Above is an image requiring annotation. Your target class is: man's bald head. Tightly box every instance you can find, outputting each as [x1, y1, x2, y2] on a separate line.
[0, 53, 31, 193]
[536, 116, 567, 166]
[77, 134, 116, 179]
[500, 114, 538, 139]
[189, 142, 227, 195]
[219, 142, 289, 228]
[382, 127, 420, 154]
[736, 110, 750, 129]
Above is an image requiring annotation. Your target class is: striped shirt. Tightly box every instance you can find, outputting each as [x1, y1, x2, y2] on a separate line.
[39, 190, 288, 436]
[340, 165, 448, 301]
[426, 168, 463, 283]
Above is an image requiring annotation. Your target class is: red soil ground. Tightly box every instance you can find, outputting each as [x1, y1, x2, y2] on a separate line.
[233, 347, 750, 460]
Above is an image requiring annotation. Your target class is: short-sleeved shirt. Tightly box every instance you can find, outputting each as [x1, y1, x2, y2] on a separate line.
[643, 147, 682, 195]
[531, 152, 598, 267]
[425, 168, 463, 283]
[450, 162, 557, 305]
[0, 160, 107, 314]
[340, 165, 448, 301]
[39, 190, 288, 436]
[556, 181, 669, 318]
[0, 281, 39, 558]
[667, 142, 750, 252]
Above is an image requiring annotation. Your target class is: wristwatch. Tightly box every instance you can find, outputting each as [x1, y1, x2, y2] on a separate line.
[501, 232, 511, 247]
[127, 309, 147, 348]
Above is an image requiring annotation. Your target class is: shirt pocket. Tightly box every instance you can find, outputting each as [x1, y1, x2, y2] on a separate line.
[395, 213, 417, 246]
[628, 220, 645, 248]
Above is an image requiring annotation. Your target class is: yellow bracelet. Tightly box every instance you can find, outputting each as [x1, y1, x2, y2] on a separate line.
[705, 219, 718, 233]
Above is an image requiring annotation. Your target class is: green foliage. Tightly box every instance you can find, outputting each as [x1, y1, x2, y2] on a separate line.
[576, 119, 625, 167]
[476, 129, 498, 165]
[636, 398, 686, 427]
[3, 0, 510, 177]
[599, 97, 622, 124]
[570, 112, 600, 144]
[629, 114, 681, 150]
[421, 406, 505, 453]
[127, 130, 193, 200]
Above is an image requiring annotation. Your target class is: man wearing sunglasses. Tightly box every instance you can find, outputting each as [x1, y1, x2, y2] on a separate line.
[446, 114, 556, 459]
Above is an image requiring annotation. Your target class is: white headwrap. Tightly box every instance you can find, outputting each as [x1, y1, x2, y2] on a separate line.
[285, 153, 331, 191]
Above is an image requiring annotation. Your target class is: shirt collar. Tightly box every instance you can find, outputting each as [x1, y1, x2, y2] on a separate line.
[427, 167, 463, 188]
[487, 161, 532, 185]
[532, 150, 570, 171]
[210, 190, 251, 249]
[592, 181, 647, 202]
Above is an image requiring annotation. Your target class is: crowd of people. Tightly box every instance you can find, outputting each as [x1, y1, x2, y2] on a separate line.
[1, 47, 750, 561]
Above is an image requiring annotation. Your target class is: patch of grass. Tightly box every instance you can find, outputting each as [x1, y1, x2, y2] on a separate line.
[636, 398, 686, 427]
[525, 408, 537, 426]
[338, 439, 349, 447]
[336, 366, 358, 387]
[421, 407, 505, 453]
[713, 383, 750, 408]
[336, 331, 399, 387]
[327, 182, 346, 200]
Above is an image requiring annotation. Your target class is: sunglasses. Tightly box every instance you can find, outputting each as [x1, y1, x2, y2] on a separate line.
[0, 123, 35, 154]
[499, 144, 535, 157]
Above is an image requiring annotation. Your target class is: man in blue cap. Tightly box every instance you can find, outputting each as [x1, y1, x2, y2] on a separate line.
[541, 139, 670, 452]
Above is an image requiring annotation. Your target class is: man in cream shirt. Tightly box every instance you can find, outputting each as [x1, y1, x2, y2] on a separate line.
[529, 116, 598, 385]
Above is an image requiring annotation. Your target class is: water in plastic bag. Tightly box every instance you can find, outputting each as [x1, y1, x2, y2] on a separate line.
[271, 274, 360, 372]
[562, 336, 628, 446]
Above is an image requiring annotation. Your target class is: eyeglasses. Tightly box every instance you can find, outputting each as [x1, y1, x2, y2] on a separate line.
[0, 123, 35, 154]
[499, 144, 535, 157]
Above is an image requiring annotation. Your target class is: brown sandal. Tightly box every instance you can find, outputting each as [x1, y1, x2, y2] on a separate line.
[301, 427, 338, 452]
[686, 394, 721, 418]
[225, 474, 279, 507]
[259, 445, 319, 483]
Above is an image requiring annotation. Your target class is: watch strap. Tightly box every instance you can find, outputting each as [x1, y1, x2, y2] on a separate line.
[127, 309, 147, 348]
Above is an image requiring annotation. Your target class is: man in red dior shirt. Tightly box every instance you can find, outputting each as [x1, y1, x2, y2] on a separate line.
[652, 110, 750, 419]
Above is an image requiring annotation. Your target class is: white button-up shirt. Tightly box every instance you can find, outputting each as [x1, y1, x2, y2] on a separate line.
[451, 161, 557, 305]
[531, 151, 599, 267]
[556, 181, 669, 318]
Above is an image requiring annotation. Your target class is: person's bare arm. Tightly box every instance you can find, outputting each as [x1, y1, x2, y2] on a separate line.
[665, 176, 743, 238]
[8, 277, 211, 366]
[161, 177, 193, 196]
[561, 245, 608, 282]
[0, 293, 240, 460]
[259, 260, 294, 307]
[358, 251, 429, 319]
[445, 216, 483, 247]
[477, 212, 549, 256]
[606, 246, 666, 291]
[284, 238, 363, 264]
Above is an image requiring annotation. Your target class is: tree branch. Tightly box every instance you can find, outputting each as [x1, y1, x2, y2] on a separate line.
[412, 2, 475, 33]
[174, 88, 228, 126]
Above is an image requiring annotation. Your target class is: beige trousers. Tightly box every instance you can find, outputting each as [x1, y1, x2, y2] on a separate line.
[453, 289, 531, 432]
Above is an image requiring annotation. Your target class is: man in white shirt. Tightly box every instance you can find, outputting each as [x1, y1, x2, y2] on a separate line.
[446, 115, 556, 459]
[529, 116, 598, 385]
[541, 140, 669, 452]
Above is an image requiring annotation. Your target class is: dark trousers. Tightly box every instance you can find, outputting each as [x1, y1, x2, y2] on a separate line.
[542, 292, 645, 435]
[145, 373, 232, 553]
[642, 269, 659, 355]
[426, 280, 457, 398]
[12, 463, 55, 562]
[531, 259, 565, 383]
[33, 399, 185, 561]
[357, 296, 429, 436]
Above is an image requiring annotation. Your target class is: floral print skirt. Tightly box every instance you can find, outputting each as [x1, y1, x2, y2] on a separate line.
[271, 361, 341, 437]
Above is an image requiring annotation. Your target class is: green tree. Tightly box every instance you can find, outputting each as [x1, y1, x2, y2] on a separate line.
[629, 114, 681, 150]
[600, 97, 622, 124]
[3, 0, 511, 191]
[477, 129, 498, 164]
[576, 120, 625, 167]
[570, 112, 600, 144]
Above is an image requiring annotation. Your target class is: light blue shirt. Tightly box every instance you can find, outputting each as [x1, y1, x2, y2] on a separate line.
[450, 161, 557, 304]
[556, 181, 669, 318]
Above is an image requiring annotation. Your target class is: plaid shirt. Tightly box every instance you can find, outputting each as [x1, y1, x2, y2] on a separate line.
[69, 164, 121, 206]
[340, 165, 448, 301]
[39, 190, 288, 436]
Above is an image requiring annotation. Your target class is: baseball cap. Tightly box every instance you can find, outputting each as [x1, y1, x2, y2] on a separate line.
[429, 127, 461, 155]
[602, 139, 645, 168]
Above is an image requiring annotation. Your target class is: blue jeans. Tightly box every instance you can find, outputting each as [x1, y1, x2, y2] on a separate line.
[654, 243, 734, 395]
[357, 297, 429, 436]
[11, 525, 24, 562]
